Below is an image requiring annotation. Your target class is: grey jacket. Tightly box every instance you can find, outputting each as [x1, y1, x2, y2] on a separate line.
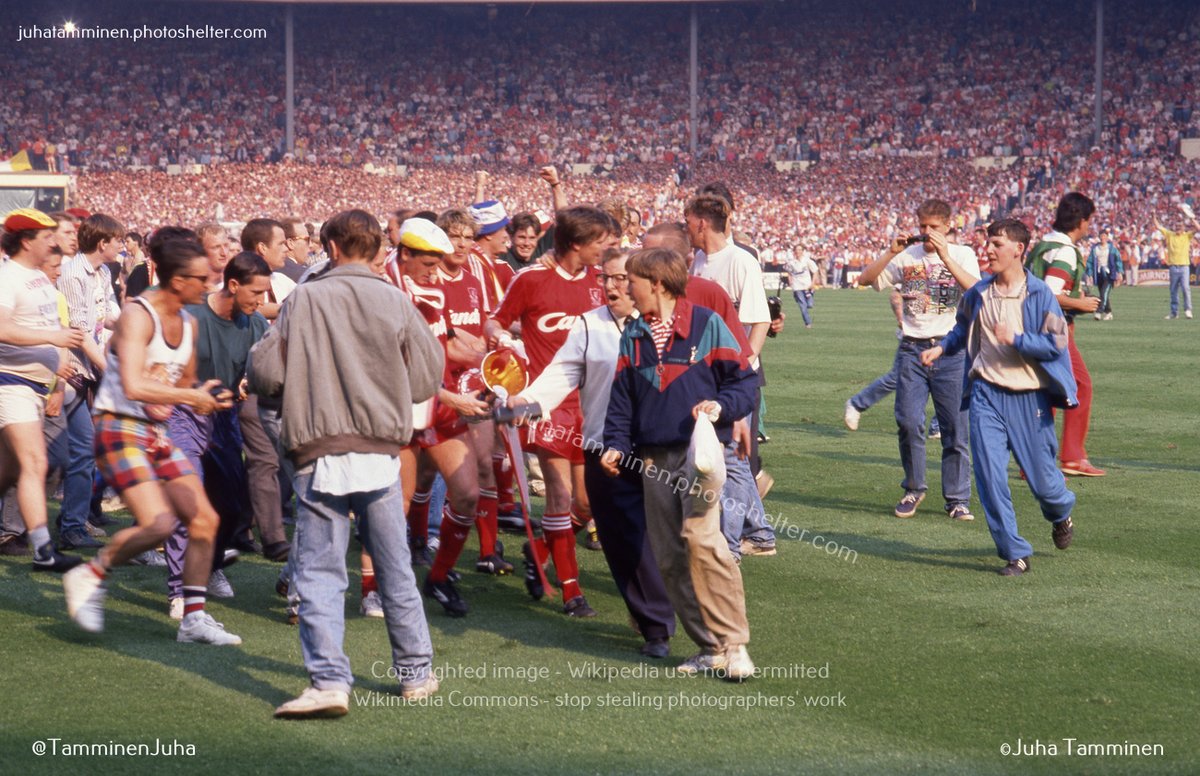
[246, 263, 443, 467]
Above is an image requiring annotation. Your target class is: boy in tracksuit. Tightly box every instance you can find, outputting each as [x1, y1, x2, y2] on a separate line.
[601, 247, 758, 679]
[920, 219, 1078, 576]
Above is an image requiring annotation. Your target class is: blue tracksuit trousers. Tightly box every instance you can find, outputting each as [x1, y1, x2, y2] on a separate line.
[969, 379, 1076, 561]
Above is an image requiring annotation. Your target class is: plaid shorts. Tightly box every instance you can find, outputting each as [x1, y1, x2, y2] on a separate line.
[94, 412, 196, 493]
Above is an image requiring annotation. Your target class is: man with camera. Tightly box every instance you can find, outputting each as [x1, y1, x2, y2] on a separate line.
[856, 199, 980, 520]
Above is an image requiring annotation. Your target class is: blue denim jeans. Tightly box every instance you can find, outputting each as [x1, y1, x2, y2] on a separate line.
[852, 345, 939, 435]
[292, 467, 433, 694]
[1168, 265, 1193, 316]
[894, 341, 970, 505]
[792, 289, 814, 326]
[59, 393, 96, 534]
[719, 442, 774, 556]
[851, 358, 899, 413]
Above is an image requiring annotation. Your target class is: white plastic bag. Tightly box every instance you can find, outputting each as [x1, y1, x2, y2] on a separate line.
[686, 410, 726, 499]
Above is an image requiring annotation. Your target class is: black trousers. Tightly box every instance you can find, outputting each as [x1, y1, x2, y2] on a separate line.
[583, 450, 675, 642]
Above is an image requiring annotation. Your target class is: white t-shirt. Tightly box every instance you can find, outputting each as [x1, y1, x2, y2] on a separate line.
[696, 241, 770, 326]
[785, 256, 820, 291]
[875, 243, 981, 339]
[0, 260, 62, 385]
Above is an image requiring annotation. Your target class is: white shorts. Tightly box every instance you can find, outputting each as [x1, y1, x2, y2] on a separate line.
[0, 384, 46, 429]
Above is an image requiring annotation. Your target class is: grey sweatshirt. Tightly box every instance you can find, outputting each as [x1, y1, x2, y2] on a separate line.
[246, 263, 443, 467]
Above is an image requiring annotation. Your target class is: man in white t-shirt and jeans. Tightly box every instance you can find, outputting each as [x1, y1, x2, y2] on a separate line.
[685, 192, 776, 556]
[784, 248, 821, 328]
[857, 199, 980, 520]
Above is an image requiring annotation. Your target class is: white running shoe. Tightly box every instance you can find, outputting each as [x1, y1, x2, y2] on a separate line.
[207, 569, 234, 598]
[177, 611, 242, 646]
[360, 590, 384, 618]
[844, 399, 861, 431]
[129, 549, 167, 567]
[675, 651, 728, 676]
[723, 645, 756, 682]
[168, 597, 184, 621]
[274, 687, 350, 719]
[63, 564, 107, 633]
[400, 674, 440, 700]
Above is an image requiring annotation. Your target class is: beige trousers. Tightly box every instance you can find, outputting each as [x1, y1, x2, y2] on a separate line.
[639, 445, 750, 652]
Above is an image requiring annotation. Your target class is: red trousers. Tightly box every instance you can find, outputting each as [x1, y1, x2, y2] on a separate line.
[1060, 322, 1092, 463]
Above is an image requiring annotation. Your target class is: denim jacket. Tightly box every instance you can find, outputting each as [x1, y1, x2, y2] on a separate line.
[938, 270, 1078, 410]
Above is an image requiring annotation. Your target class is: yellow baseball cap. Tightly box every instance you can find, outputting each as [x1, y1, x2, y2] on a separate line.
[3, 208, 56, 232]
[399, 218, 454, 255]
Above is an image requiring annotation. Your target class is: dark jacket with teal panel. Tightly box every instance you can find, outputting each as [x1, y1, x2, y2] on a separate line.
[604, 298, 757, 456]
[938, 270, 1079, 411]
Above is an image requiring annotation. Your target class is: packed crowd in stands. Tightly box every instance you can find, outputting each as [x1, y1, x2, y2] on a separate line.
[7, 0, 1200, 269]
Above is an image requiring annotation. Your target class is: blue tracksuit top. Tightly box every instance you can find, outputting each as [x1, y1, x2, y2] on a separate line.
[938, 270, 1079, 411]
[604, 298, 757, 456]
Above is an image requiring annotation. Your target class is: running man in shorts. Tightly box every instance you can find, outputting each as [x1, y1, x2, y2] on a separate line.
[62, 236, 242, 644]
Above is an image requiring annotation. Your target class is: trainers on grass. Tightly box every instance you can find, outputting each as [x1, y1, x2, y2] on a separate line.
[129, 549, 166, 567]
[844, 400, 861, 431]
[400, 674, 440, 701]
[177, 611, 242, 645]
[894, 491, 925, 518]
[1052, 516, 1074, 550]
[274, 687, 349, 719]
[207, 569, 234, 598]
[723, 645, 756, 682]
[739, 538, 777, 556]
[999, 557, 1030, 577]
[63, 563, 107, 633]
[360, 590, 384, 618]
[946, 503, 974, 522]
[676, 651, 728, 676]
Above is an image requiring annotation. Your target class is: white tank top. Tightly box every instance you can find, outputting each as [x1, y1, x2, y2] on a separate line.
[93, 297, 194, 421]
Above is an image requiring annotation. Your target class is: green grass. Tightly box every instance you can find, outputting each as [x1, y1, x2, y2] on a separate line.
[2, 286, 1197, 775]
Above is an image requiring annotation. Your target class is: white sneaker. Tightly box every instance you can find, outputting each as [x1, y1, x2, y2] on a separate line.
[168, 597, 184, 621]
[63, 564, 107, 633]
[1103, 312, 1113, 321]
[723, 645, 756, 681]
[1188, 310, 1194, 319]
[274, 686, 349, 719]
[129, 549, 167, 567]
[400, 674, 440, 700]
[675, 651, 728, 676]
[844, 399, 861, 431]
[177, 611, 242, 646]
[360, 590, 384, 618]
[207, 569, 234, 598]
[1093, 312, 1102, 320]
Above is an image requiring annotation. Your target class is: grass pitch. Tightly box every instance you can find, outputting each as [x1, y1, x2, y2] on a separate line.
[1, 285, 1197, 775]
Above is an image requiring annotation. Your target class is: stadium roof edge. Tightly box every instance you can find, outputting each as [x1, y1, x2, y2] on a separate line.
[196, 1, 738, 4]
